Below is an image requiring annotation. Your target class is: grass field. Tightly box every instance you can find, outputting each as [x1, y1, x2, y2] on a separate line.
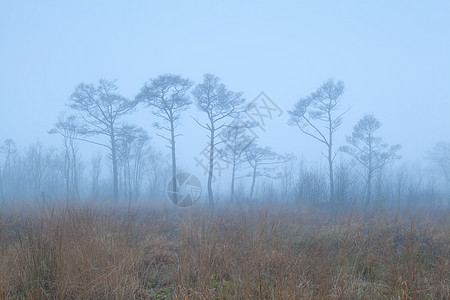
[0, 201, 448, 299]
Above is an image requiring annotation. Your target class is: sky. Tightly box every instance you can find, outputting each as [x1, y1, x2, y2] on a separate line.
[1, 0, 449, 181]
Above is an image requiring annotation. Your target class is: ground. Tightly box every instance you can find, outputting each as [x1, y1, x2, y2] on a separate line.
[0, 201, 448, 299]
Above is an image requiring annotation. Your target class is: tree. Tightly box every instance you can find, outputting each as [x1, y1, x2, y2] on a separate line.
[243, 145, 291, 201]
[146, 150, 171, 201]
[218, 120, 256, 202]
[136, 74, 192, 205]
[25, 141, 61, 201]
[296, 159, 328, 204]
[334, 159, 356, 204]
[49, 113, 82, 201]
[280, 157, 297, 202]
[116, 125, 150, 202]
[0, 139, 17, 200]
[288, 78, 349, 202]
[192, 74, 246, 209]
[68, 79, 138, 202]
[340, 114, 401, 204]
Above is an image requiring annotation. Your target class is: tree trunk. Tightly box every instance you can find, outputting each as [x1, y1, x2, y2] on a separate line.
[250, 164, 257, 201]
[70, 139, 80, 201]
[367, 170, 372, 205]
[328, 143, 335, 203]
[230, 127, 238, 202]
[64, 139, 70, 201]
[110, 131, 119, 202]
[208, 126, 215, 209]
[231, 155, 236, 202]
[170, 120, 178, 205]
[328, 111, 335, 203]
[367, 136, 373, 205]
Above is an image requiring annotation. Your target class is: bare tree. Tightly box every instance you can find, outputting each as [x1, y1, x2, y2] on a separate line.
[243, 145, 291, 201]
[296, 160, 328, 204]
[288, 78, 349, 202]
[129, 131, 151, 201]
[192, 74, 246, 208]
[116, 125, 149, 202]
[49, 114, 82, 201]
[1, 141, 67, 201]
[136, 74, 192, 205]
[26, 141, 46, 200]
[25, 142, 61, 201]
[218, 120, 256, 202]
[0, 139, 16, 201]
[334, 159, 357, 204]
[280, 157, 297, 202]
[67, 79, 138, 202]
[394, 163, 409, 205]
[147, 150, 171, 201]
[340, 114, 401, 204]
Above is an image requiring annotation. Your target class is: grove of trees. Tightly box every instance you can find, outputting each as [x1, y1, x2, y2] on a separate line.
[0, 75, 448, 208]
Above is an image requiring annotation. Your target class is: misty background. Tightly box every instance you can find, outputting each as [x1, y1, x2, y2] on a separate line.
[0, 1, 449, 205]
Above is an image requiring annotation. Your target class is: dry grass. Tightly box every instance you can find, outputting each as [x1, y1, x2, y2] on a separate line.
[0, 201, 448, 299]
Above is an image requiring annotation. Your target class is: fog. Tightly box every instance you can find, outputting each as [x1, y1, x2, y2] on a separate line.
[0, 1, 449, 206]
[1, 3, 450, 298]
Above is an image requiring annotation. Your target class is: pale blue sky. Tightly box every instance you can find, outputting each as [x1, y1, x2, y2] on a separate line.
[1, 1, 449, 175]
